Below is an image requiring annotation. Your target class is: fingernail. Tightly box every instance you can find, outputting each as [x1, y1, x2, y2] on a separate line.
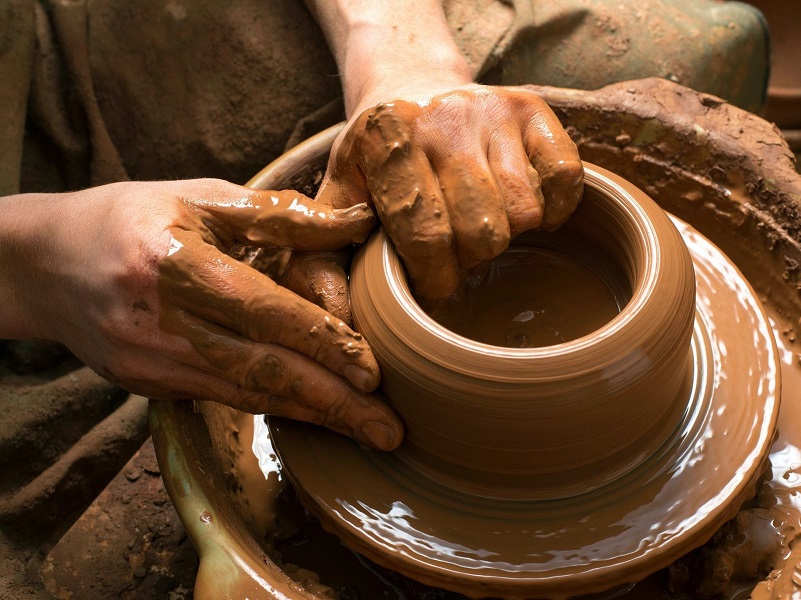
[343, 203, 374, 218]
[343, 364, 378, 392]
[359, 421, 396, 451]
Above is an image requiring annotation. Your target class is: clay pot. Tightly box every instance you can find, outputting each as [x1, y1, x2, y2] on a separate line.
[350, 165, 696, 500]
[150, 121, 781, 600]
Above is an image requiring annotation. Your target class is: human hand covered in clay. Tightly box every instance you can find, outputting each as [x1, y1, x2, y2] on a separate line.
[318, 85, 584, 303]
[0, 179, 401, 450]
[307, 0, 584, 304]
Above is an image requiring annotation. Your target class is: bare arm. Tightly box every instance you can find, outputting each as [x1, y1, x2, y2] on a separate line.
[304, 0, 472, 116]
[0, 182, 401, 450]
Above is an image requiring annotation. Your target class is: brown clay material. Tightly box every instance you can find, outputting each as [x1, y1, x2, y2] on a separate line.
[153, 185, 405, 451]
[270, 165, 780, 598]
[156, 80, 801, 600]
[345, 165, 698, 501]
[435, 246, 623, 348]
[523, 78, 801, 323]
[278, 251, 353, 325]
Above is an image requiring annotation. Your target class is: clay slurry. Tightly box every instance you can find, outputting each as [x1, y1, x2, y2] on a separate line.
[435, 247, 622, 348]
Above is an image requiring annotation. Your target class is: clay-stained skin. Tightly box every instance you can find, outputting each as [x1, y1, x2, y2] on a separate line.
[279, 251, 352, 325]
[157, 187, 403, 451]
[316, 87, 585, 304]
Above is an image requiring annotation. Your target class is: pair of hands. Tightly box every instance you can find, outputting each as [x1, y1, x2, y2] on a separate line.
[24, 85, 582, 452]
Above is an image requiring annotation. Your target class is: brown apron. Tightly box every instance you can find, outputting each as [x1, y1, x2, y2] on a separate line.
[0, 0, 768, 196]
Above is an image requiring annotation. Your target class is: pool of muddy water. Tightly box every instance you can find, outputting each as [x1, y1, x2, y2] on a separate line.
[233, 298, 801, 600]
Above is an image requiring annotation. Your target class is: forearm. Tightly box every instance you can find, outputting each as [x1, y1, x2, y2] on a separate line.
[0, 193, 58, 340]
[304, 0, 473, 116]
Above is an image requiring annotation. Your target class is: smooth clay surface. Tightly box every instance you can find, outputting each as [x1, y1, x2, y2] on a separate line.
[270, 166, 780, 599]
[435, 246, 623, 348]
[344, 166, 699, 502]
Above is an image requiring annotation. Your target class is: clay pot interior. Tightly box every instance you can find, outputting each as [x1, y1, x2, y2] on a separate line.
[350, 166, 696, 500]
[433, 243, 627, 349]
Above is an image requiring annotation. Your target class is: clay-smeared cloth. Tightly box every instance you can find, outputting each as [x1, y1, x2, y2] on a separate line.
[0, 0, 767, 196]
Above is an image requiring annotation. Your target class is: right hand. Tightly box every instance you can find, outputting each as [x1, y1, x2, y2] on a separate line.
[6, 179, 401, 450]
[317, 85, 584, 306]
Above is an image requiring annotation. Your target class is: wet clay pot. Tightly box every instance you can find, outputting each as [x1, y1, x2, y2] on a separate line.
[348, 166, 696, 500]
[269, 130, 778, 598]
[150, 121, 781, 600]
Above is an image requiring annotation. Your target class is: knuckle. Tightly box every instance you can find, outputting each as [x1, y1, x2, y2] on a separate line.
[548, 159, 584, 188]
[428, 93, 472, 132]
[324, 392, 352, 421]
[242, 352, 284, 392]
[458, 217, 510, 262]
[395, 223, 453, 263]
[508, 203, 543, 234]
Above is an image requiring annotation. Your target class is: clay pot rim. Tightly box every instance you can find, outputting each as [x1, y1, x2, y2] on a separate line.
[381, 165, 658, 360]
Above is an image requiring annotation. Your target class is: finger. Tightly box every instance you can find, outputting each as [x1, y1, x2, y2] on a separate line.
[486, 125, 544, 239]
[130, 354, 401, 451]
[430, 148, 510, 268]
[280, 251, 353, 325]
[356, 102, 460, 303]
[268, 396, 402, 451]
[316, 113, 374, 210]
[264, 399, 387, 449]
[159, 228, 380, 392]
[190, 183, 377, 250]
[517, 93, 584, 231]
[172, 312, 401, 450]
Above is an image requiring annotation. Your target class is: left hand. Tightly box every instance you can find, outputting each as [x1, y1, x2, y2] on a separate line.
[316, 84, 584, 305]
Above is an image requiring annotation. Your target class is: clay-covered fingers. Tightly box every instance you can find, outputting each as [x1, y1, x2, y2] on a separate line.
[517, 93, 584, 231]
[430, 146, 510, 268]
[159, 228, 380, 393]
[279, 251, 353, 325]
[334, 103, 460, 303]
[191, 184, 377, 251]
[158, 315, 401, 450]
[486, 126, 546, 238]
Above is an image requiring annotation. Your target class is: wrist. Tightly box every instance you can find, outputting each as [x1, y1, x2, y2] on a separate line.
[0, 193, 63, 340]
[322, 2, 473, 116]
[345, 31, 473, 116]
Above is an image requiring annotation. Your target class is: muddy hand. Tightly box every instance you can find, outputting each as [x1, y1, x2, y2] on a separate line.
[27, 179, 400, 450]
[317, 85, 584, 305]
[279, 251, 353, 325]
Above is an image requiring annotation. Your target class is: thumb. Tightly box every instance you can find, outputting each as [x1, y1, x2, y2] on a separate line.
[197, 186, 377, 251]
[280, 251, 353, 325]
[315, 121, 372, 210]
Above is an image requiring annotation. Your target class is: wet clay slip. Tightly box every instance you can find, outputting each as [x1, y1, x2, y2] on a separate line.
[435, 246, 623, 348]
[270, 164, 780, 598]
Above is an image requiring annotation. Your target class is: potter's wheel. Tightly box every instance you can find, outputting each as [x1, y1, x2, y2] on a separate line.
[271, 215, 779, 598]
